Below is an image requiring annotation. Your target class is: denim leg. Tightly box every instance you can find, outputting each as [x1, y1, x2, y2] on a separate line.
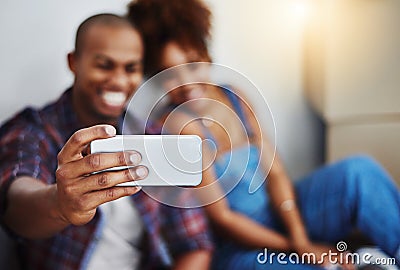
[295, 155, 400, 259]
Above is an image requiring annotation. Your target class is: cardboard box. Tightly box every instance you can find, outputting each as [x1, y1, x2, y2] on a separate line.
[304, 0, 400, 122]
[327, 121, 400, 185]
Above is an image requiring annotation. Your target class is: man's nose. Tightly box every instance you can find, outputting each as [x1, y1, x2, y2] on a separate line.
[110, 69, 130, 89]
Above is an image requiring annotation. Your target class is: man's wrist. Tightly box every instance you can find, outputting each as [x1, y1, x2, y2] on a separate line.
[47, 184, 70, 227]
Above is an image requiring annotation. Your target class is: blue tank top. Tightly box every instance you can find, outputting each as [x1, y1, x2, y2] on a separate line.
[202, 87, 270, 225]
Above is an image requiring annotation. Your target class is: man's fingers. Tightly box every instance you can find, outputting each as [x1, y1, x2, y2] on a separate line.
[128, 166, 149, 180]
[61, 151, 143, 178]
[84, 186, 142, 209]
[78, 166, 148, 193]
[58, 125, 116, 164]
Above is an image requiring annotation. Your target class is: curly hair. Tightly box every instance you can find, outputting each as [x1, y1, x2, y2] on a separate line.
[127, 0, 212, 77]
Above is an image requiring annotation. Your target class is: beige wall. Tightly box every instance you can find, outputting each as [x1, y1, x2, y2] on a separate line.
[305, 0, 400, 121]
[305, 0, 400, 183]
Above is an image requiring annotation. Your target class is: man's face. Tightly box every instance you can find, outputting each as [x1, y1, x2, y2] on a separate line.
[69, 24, 143, 124]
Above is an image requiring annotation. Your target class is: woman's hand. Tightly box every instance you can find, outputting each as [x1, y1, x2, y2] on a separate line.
[293, 240, 355, 270]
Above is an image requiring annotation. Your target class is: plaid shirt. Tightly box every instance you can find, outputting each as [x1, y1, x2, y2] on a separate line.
[0, 89, 213, 270]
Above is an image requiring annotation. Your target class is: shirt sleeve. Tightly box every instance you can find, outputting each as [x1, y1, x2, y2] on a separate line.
[161, 204, 214, 260]
[0, 110, 55, 220]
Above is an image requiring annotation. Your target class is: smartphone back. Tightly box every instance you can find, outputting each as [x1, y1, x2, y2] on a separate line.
[90, 135, 202, 186]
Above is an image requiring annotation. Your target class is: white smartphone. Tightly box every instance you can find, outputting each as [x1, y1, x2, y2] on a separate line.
[90, 135, 203, 186]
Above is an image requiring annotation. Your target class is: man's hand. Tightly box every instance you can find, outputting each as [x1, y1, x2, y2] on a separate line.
[55, 125, 147, 225]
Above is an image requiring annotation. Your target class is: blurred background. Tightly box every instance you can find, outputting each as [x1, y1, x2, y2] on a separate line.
[1, 0, 400, 267]
[0, 0, 399, 187]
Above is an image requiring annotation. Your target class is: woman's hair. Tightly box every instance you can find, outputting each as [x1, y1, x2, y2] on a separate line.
[127, 0, 212, 77]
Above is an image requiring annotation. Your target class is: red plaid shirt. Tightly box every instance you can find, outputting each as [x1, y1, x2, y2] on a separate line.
[0, 89, 212, 269]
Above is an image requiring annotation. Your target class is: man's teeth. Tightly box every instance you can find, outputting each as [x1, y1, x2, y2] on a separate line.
[102, 92, 126, 106]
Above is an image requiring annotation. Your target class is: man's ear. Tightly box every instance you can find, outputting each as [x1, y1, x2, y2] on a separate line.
[67, 52, 77, 74]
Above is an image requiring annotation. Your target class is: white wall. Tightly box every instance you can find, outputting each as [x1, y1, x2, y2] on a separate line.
[0, 0, 323, 180]
[0, 0, 131, 123]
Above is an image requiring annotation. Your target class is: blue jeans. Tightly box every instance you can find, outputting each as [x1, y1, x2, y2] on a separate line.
[212, 156, 400, 270]
[296, 155, 400, 257]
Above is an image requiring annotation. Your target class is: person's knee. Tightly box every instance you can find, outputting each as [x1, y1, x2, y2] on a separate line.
[337, 155, 379, 174]
[336, 155, 388, 187]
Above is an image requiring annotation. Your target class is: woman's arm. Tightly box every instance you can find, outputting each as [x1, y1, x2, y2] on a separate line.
[165, 112, 292, 251]
[241, 98, 311, 249]
[173, 250, 211, 270]
[200, 166, 291, 251]
[242, 96, 356, 269]
[265, 155, 310, 248]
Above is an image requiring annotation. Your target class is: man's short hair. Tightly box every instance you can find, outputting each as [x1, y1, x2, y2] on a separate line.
[74, 13, 135, 55]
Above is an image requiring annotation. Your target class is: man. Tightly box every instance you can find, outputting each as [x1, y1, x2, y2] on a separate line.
[0, 14, 212, 269]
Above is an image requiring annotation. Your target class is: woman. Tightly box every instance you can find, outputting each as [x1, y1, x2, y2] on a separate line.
[127, 1, 400, 269]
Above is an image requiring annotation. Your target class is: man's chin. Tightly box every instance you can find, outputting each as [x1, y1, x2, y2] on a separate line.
[100, 104, 125, 116]
[95, 110, 124, 124]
